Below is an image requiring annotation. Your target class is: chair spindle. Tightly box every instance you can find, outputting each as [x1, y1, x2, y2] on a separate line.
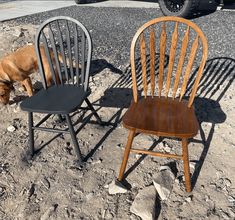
[165, 22, 178, 97]
[159, 22, 167, 97]
[180, 35, 199, 100]
[172, 26, 190, 99]
[150, 26, 156, 97]
[140, 33, 148, 98]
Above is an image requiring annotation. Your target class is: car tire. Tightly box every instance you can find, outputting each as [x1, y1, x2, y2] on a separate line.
[158, 0, 200, 18]
[74, 0, 86, 4]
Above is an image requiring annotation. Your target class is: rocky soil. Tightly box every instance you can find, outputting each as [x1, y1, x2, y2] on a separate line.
[0, 8, 235, 220]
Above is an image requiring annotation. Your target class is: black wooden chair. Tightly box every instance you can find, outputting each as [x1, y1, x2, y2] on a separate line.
[20, 16, 102, 164]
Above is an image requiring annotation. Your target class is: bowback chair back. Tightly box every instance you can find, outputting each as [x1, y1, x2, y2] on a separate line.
[35, 16, 92, 90]
[118, 17, 208, 192]
[130, 16, 208, 107]
[20, 16, 102, 164]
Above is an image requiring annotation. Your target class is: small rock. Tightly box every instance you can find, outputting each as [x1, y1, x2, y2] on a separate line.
[130, 185, 157, 220]
[28, 183, 36, 199]
[105, 210, 114, 219]
[159, 165, 170, 171]
[153, 166, 175, 200]
[158, 142, 164, 150]
[91, 158, 102, 165]
[13, 28, 24, 37]
[41, 177, 50, 190]
[185, 196, 192, 203]
[97, 145, 103, 151]
[108, 180, 128, 195]
[87, 158, 93, 163]
[40, 204, 58, 220]
[116, 143, 123, 148]
[7, 125, 16, 132]
[86, 192, 94, 200]
[189, 161, 199, 171]
[164, 146, 171, 153]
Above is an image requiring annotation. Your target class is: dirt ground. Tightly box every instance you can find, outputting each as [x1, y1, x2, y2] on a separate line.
[0, 18, 235, 220]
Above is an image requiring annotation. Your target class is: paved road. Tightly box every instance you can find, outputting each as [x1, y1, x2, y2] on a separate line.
[0, 0, 159, 21]
[4, 2, 234, 67]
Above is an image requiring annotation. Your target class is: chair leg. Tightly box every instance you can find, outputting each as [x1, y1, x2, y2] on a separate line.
[65, 114, 83, 164]
[85, 98, 103, 125]
[28, 112, 35, 158]
[118, 130, 135, 182]
[182, 138, 191, 192]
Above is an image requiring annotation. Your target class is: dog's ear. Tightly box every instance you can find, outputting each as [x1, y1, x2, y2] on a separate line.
[1, 59, 27, 81]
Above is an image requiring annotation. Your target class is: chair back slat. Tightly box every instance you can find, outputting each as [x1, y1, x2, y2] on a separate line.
[41, 32, 58, 85]
[165, 22, 178, 97]
[180, 35, 199, 100]
[150, 27, 156, 97]
[81, 32, 86, 86]
[65, 20, 75, 84]
[130, 16, 208, 107]
[188, 49, 208, 107]
[74, 24, 80, 86]
[140, 33, 148, 98]
[172, 26, 190, 99]
[55, 20, 69, 82]
[159, 22, 167, 97]
[48, 24, 63, 85]
[35, 16, 92, 91]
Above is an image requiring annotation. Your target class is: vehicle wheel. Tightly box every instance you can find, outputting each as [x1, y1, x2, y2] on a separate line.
[74, 0, 86, 4]
[158, 0, 200, 18]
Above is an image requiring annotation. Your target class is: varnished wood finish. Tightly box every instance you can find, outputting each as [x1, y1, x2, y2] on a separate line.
[130, 16, 208, 104]
[173, 26, 190, 99]
[180, 36, 199, 101]
[140, 33, 148, 98]
[150, 27, 156, 97]
[159, 22, 166, 97]
[182, 138, 191, 192]
[166, 22, 178, 97]
[118, 130, 135, 181]
[130, 148, 182, 160]
[119, 17, 208, 192]
[123, 97, 199, 138]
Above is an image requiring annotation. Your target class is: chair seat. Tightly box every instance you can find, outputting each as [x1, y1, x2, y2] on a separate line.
[20, 85, 90, 114]
[122, 96, 199, 138]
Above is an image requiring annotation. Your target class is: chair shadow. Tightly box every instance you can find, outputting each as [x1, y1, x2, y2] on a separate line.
[185, 57, 235, 190]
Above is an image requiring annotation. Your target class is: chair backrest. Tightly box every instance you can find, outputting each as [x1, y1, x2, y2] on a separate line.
[130, 16, 208, 107]
[35, 16, 92, 91]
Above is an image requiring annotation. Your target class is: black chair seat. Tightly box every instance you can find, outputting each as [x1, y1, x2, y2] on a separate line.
[20, 85, 90, 114]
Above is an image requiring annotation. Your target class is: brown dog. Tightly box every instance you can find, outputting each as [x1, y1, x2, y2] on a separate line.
[0, 45, 57, 105]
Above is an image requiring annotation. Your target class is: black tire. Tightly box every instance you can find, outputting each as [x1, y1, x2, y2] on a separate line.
[158, 0, 200, 18]
[74, 0, 86, 4]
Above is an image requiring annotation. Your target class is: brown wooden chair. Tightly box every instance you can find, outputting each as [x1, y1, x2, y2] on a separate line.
[118, 16, 208, 192]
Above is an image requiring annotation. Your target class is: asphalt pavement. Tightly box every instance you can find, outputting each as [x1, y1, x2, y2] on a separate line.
[1, 1, 235, 70]
[0, 0, 159, 21]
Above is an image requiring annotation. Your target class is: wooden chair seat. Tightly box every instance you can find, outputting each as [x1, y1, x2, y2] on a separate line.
[123, 97, 199, 138]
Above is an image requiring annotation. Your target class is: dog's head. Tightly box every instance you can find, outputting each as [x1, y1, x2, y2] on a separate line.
[0, 81, 13, 105]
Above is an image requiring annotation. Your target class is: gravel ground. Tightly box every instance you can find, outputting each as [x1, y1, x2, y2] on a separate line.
[0, 5, 235, 220]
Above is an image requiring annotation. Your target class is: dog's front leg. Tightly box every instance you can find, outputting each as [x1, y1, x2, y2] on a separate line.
[21, 78, 34, 96]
